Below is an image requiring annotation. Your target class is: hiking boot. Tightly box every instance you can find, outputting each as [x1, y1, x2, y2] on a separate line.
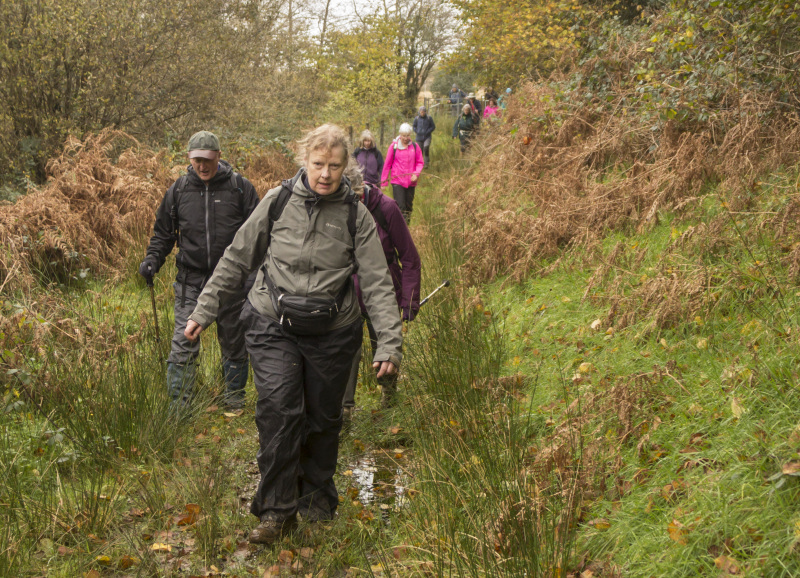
[298, 505, 333, 524]
[248, 517, 296, 545]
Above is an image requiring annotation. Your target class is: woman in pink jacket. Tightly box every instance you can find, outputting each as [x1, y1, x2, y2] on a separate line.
[380, 123, 425, 223]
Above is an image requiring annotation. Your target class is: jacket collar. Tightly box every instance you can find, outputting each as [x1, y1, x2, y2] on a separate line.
[186, 159, 233, 187]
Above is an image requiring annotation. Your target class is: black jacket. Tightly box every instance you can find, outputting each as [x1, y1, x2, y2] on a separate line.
[145, 160, 259, 287]
[412, 115, 436, 143]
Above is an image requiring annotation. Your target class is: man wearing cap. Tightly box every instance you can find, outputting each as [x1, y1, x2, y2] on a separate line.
[139, 131, 259, 411]
[412, 106, 436, 166]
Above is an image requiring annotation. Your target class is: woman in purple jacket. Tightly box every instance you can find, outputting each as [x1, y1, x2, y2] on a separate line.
[343, 174, 421, 415]
[352, 130, 384, 186]
[380, 123, 424, 223]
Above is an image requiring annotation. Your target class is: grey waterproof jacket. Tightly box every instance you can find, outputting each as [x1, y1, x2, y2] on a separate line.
[189, 169, 403, 367]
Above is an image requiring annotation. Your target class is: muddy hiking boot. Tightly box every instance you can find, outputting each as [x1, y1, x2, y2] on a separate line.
[248, 517, 297, 545]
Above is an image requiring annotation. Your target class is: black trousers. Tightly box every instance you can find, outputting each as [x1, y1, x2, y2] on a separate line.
[392, 184, 416, 223]
[242, 300, 362, 521]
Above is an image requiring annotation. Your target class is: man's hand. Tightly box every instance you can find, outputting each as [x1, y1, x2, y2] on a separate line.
[373, 361, 397, 379]
[139, 258, 156, 284]
[185, 320, 203, 342]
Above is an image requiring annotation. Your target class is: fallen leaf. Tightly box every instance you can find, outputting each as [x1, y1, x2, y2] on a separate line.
[237, 428, 247, 434]
[714, 554, 740, 574]
[94, 555, 111, 566]
[150, 543, 172, 552]
[278, 549, 294, 564]
[731, 397, 745, 419]
[356, 509, 374, 521]
[587, 518, 610, 530]
[176, 513, 196, 526]
[85, 571, 102, 578]
[668, 519, 688, 545]
[578, 362, 594, 374]
[782, 461, 800, 475]
[389, 426, 403, 435]
[263, 564, 281, 577]
[696, 338, 708, 350]
[223, 412, 239, 418]
[185, 503, 201, 514]
[118, 555, 140, 569]
[205, 405, 219, 412]
[298, 547, 314, 559]
[57, 546, 74, 556]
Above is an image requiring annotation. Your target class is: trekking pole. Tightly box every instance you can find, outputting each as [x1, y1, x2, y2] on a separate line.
[147, 276, 161, 342]
[419, 279, 450, 307]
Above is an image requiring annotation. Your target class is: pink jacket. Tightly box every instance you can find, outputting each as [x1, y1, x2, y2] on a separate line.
[380, 139, 424, 189]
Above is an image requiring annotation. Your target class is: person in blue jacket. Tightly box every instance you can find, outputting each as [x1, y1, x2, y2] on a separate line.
[412, 106, 436, 166]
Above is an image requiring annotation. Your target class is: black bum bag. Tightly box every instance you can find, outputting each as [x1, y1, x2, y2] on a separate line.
[275, 294, 340, 335]
[264, 269, 350, 336]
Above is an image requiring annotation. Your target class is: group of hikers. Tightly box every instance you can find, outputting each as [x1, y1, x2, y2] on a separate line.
[137, 87, 508, 545]
[138, 123, 424, 546]
[449, 85, 510, 151]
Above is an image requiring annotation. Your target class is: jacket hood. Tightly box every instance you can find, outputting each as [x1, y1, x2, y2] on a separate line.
[186, 159, 234, 186]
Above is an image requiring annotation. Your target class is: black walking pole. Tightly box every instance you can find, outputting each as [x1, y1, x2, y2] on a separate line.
[147, 276, 161, 342]
[419, 279, 451, 307]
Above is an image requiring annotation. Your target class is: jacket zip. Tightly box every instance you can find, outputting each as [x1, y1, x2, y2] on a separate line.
[204, 183, 212, 271]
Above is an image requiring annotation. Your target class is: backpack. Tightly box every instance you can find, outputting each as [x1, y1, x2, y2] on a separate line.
[362, 185, 402, 266]
[170, 171, 245, 248]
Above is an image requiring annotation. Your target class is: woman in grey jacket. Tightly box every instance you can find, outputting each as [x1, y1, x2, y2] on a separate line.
[184, 124, 402, 545]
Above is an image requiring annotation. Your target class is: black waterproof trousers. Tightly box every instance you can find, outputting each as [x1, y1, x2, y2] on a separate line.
[242, 300, 363, 522]
[392, 184, 416, 223]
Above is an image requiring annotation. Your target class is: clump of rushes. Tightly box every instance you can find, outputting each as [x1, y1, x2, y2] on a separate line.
[393, 207, 580, 576]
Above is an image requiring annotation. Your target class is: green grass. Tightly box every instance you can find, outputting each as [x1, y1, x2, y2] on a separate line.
[3, 126, 800, 576]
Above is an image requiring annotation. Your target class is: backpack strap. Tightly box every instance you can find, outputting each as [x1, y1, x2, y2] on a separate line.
[267, 183, 293, 238]
[229, 171, 246, 216]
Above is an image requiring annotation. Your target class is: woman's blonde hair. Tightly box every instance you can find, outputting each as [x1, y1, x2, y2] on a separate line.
[296, 124, 351, 166]
[296, 124, 361, 192]
[358, 130, 376, 148]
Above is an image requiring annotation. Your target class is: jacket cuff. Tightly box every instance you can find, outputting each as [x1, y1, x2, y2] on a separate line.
[188, 312, 212, 330]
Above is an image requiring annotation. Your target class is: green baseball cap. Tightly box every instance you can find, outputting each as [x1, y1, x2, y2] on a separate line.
[187, 131, 220, 159]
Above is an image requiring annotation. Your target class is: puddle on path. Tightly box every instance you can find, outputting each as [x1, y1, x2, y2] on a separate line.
[347, 451, 410, 513]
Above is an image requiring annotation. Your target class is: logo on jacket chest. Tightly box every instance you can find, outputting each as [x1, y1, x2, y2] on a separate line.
[324, 222, 342, 232]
